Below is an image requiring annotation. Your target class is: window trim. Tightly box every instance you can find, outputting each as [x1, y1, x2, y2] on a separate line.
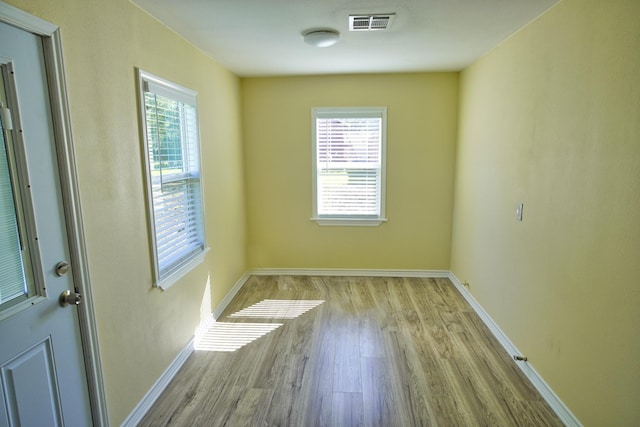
[136, 68, 208, 289]
[311, 106, 388, 226]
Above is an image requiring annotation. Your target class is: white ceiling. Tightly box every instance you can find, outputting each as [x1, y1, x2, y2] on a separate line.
[131, 0, 559, 77]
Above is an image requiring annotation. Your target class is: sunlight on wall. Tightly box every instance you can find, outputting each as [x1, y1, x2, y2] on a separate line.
[200, 275, 212, 327]
[194, 299, 325, 352]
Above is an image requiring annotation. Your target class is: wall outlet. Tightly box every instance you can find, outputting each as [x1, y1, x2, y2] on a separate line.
[516, 203, 524, 221]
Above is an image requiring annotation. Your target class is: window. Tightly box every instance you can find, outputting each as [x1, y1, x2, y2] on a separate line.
[137, 69, 207, 289]
[311, 107, 387, 226]
[0, 62, 41, 319]
[0, 99, 33, 310]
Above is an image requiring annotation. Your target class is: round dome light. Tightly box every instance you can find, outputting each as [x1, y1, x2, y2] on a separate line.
[303, 30, 340, 48]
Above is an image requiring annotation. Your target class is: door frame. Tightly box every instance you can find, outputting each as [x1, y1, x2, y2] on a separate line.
[0, 2, 109, 426]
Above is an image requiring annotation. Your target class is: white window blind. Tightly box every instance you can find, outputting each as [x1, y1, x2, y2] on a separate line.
[138, 70, 206, 288]
[312, 107, 387, 226]
[0, 112, 27, 306]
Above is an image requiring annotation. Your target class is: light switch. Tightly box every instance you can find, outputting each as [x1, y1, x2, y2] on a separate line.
[516, 203, 524, 221]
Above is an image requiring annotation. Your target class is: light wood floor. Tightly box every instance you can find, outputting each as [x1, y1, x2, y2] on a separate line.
[139, 276, 563, 426]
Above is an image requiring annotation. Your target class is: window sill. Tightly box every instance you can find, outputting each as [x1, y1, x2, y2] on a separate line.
[156, 247, 210, 291]
[311, 217, 387, 227]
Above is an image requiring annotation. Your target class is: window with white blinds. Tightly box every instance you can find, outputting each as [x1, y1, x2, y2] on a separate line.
[138, 70, 207, 289]
[0, 110, 27, 307]
[311, 107, 387, 226]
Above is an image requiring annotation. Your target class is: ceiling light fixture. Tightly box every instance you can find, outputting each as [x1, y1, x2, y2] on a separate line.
[303, 29, 340, 48]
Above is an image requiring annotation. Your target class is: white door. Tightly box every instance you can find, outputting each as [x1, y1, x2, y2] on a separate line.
[0, 21, 93, 426]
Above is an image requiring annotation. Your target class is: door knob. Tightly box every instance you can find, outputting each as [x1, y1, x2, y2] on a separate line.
[59, 290, 82, 307]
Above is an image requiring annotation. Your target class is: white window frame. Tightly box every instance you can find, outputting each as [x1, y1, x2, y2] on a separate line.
[137, 69, 208, 290]
[311, 107, 387, 226]
[0, 59, 45, 320]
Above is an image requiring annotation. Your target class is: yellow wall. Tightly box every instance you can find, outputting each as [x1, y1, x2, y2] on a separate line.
[242, 74, 458, 270]
[7, 0, 247, 424]
[450, 0, 640, 424]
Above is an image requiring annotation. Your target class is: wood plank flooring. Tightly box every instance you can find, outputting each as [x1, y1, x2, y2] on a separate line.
[138, 276, 564, 426]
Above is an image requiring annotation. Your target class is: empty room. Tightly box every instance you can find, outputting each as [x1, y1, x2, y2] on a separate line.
[0, 0, 637, 426]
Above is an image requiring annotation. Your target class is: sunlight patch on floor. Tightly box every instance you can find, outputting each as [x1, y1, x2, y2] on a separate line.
[195, 299, 325, 352]
[194, 322, 283, 352]
[229, 299, 325, 319]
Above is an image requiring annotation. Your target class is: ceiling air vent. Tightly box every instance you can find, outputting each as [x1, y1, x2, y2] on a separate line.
[349, 14, 395, 31]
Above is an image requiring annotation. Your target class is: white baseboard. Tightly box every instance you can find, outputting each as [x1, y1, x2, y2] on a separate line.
[120, 337, 194, 427]
[248, 268, 450, 278]
[122, 272, 251, 426]
[447, 272, 582, 427]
